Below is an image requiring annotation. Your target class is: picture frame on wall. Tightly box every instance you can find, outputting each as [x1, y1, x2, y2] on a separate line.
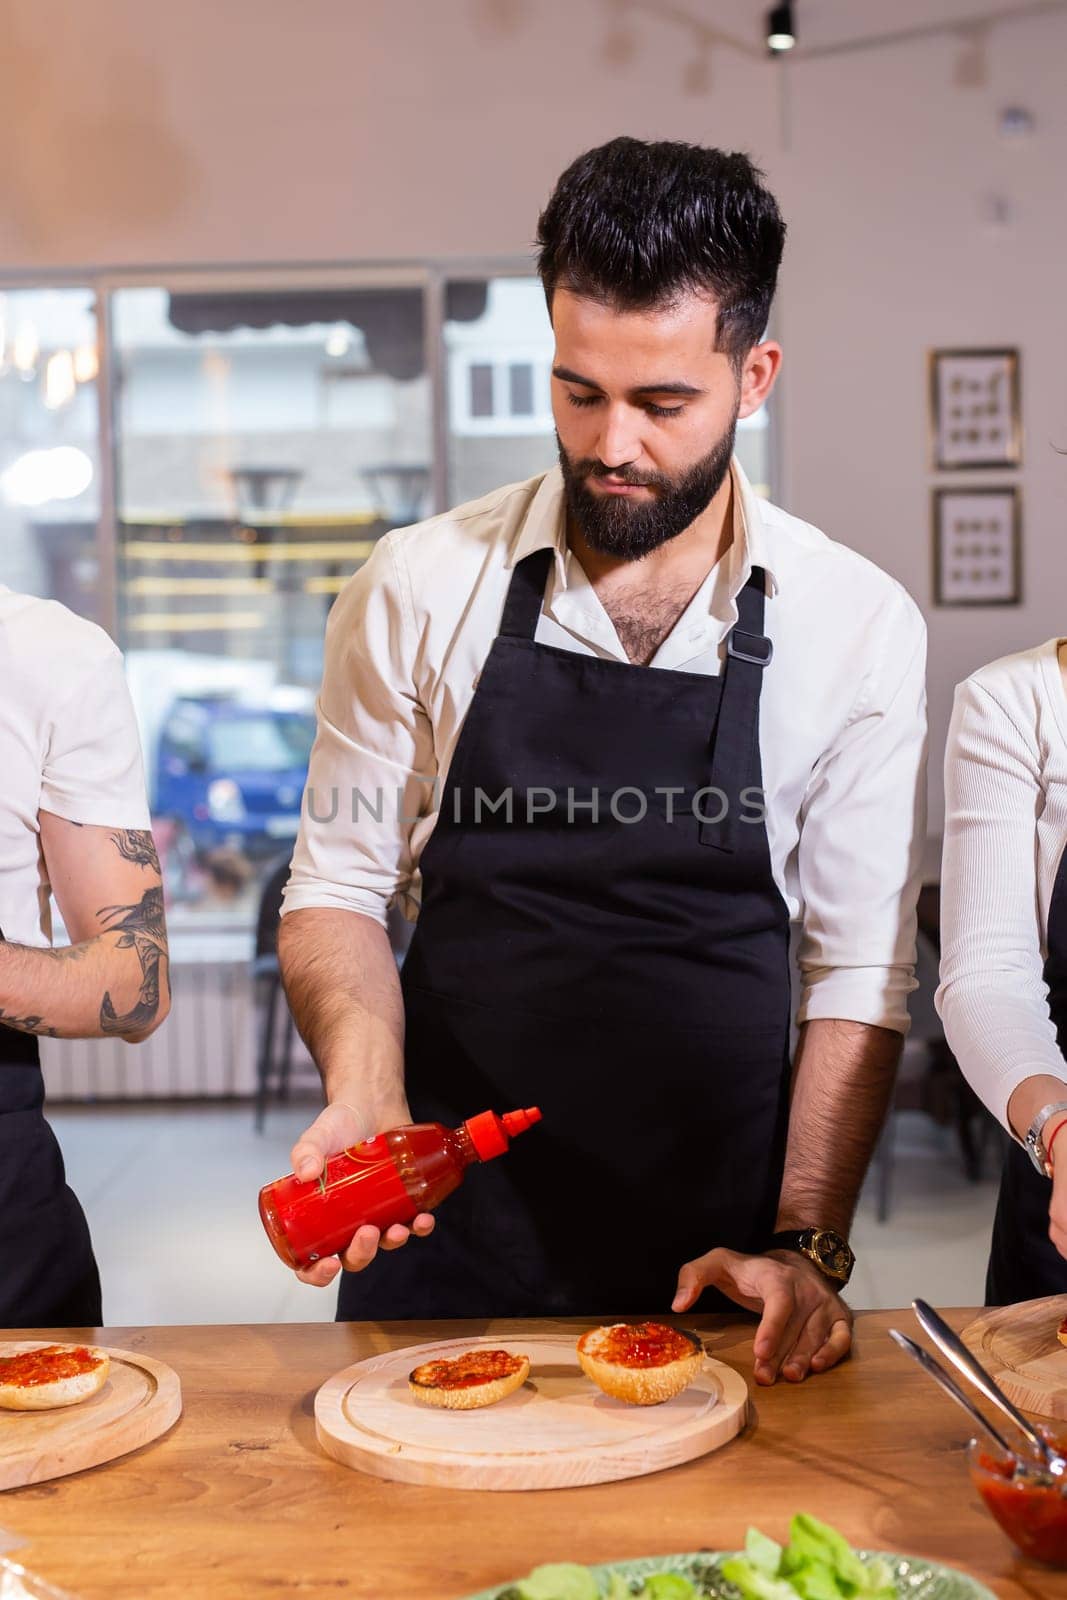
[929, 347, 1021, 470]
[932, 486, 1021, 607]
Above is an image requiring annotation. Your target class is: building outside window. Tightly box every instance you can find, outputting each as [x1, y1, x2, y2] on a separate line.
[0, 269, 776, 938]
[0, 287, 102, 625]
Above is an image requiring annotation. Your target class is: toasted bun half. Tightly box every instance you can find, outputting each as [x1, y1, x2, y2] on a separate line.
[408, 1349, 530, 1410]
[0, 1344, 110, 1412]
[577, 1322, 704, 1406]
[1058, 1316, 1067, 1349]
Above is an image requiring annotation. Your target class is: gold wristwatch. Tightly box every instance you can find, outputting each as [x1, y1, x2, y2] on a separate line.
[769, 1227, 855, 1286]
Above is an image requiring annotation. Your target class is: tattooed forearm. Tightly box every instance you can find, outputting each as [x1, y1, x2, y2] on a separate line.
[51, 942, 89, 963]
[0, 870, 169, 1040]
[98, 886, 169, 1037]
[0, 1008, 58, 1037]
[109, 829, 161, 873]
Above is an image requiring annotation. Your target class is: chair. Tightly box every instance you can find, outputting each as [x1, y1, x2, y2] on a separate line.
[252, 862, 415, 1130]
[252, 855, 305, 1132]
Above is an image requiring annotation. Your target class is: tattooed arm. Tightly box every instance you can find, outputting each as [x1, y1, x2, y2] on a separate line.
[0, 815, 171, 1043]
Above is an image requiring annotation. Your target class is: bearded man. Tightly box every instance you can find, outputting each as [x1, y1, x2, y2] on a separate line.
[278, 138, 927, 1384]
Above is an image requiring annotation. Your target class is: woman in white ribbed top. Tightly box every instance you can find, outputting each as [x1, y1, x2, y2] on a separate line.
[938, 638, 1067, 1303]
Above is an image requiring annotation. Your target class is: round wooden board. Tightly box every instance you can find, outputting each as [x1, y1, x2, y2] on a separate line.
[0, 1342, 182, 1490]
[314, 1332, 748, 1491]
[962, 1294, 1067, 1421]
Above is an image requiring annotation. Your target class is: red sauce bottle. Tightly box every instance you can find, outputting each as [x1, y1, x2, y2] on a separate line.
[258, 1107, 541, 1270]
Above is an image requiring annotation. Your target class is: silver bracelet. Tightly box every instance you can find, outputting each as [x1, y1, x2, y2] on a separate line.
[1023, 1099, 1067, 1177]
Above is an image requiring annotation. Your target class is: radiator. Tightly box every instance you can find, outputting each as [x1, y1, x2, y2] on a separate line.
[39, 960, 255, 1101]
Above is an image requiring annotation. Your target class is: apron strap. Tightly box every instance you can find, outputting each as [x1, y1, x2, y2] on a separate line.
[700, 566, 773, 852]
[500, 548, 554, 640]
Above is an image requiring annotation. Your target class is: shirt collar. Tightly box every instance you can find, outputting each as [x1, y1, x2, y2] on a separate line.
[730, 457, 780, 598]
[510, 458, 780, 599]
[509, 468, 569, 584]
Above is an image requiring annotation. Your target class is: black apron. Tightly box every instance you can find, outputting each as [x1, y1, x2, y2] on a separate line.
[0, 928, 101, 1328]
[338, 549, 793, 1320]
[986, 845, 1067, 1303]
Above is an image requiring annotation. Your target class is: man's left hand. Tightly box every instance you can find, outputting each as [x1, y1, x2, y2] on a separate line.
[672, 1247, 853, 1385]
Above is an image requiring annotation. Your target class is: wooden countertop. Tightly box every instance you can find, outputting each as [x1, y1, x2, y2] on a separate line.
[2, 1310, 1064, 1599]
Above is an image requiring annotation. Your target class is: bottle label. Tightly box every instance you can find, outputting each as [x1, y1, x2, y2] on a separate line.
[313, 1147, 417, 1258]
[349, 1137, 389, 1161]
[261, 1147, 418, 1270]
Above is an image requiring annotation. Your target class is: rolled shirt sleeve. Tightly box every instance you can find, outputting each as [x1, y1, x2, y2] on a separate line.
[936, 677, 1067, 1130]
[282, 535, 438, 927]
[40, 642, 151, 829]
[794, 588, 928, 1035]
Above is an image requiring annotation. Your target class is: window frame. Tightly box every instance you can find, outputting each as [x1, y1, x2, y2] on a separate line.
[0, 260, 779, 640]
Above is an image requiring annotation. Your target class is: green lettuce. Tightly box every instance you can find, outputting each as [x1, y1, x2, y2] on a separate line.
[719, 1555, 802, 1600]
[505, 1516, 895, 1600]
[725, 1515, 896, 1600]
[513, 1565, 698, 1599]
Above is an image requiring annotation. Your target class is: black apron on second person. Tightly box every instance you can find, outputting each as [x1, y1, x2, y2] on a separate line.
[339, 549, 793, 1320]
[0, 929, 102, 1328]
[986, 848, 1067, 1304]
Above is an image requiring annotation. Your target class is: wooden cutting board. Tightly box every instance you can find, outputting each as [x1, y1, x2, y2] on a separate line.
[0, 1342, 182, 1490]
[315, 1332, 748, 1490]
[962, 1295, 1067, 1420]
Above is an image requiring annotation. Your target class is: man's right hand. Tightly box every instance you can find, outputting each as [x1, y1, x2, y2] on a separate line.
[289, 1102, 436, 1288]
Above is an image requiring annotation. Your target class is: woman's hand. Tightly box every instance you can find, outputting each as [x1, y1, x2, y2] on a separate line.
[1050, 1120, 1067, 1259]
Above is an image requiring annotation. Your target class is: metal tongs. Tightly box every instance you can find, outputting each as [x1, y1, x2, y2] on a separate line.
[889, 1298, 1067, 1483]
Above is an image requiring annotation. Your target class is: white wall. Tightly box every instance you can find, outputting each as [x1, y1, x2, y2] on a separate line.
[3, 0, 1066, 833]
[773, 9, 1067, 834]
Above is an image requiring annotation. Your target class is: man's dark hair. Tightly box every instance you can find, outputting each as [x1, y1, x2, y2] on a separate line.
[536, 137, 786, 365]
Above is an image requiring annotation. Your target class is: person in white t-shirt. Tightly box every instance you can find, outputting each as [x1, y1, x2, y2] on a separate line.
[938, 639, 1067, 1303]
[0, 587, 170, 1327]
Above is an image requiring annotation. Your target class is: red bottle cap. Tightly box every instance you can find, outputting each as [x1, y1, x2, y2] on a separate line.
[464, 1106, 542, 1161]
[502, 1107, 542, 1139]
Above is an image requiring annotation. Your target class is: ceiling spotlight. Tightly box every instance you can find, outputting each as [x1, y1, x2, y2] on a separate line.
[1000, 106, 1035, 140]
[767, 2, 795, 53]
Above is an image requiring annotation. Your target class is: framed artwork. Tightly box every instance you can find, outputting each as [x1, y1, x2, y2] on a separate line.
[929, 347, 1021, 470]
[932, 486, 1021, 607]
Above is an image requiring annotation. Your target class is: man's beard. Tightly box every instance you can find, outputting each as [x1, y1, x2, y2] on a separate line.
[558, 413, 738, 561]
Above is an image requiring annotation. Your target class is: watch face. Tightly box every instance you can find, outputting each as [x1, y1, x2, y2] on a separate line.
[812, 1230, 853, 1279]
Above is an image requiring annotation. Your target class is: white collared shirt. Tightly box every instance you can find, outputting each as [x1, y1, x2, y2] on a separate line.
[937, 641, 1067, 1128]
[283, 461, 928, 1034]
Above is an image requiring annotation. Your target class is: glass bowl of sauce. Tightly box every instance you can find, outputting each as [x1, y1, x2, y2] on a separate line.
[968, 1430, 1067, 1567]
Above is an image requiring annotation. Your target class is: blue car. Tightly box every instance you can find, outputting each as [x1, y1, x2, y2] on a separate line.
[155, 696, 316, 859]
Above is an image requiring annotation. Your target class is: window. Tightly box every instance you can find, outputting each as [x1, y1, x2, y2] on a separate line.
[736, 403, 773, 501]
[0, 288, 102, 625]
[508, 363, 535, 418]
[204, 713, 316, 774]
[468, 363, 494, 418]
[1, 266, 777, 933]
[109, 282, 432, 923]
[445, 278, 557, 501]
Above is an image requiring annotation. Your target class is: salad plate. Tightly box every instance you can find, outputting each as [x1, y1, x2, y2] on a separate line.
[466, 1547, 996, 1600]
